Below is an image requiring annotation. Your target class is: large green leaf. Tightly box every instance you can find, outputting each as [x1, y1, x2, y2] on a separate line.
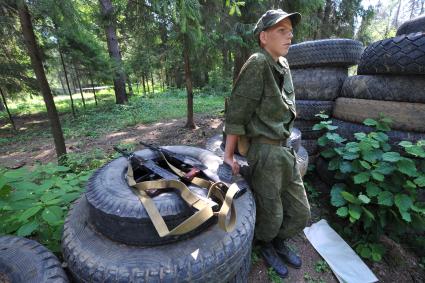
[341, 191, 361, 204]
[336, 207, 348, 217]
[375, 162, 395, 175]
[339, 161, 353, 173]
[359, 160, 371, 170]
[41, 206, 63, 225]
[362, 149, 382, 163]
[326, 132, 346, 143]
[382, 152, 401, 162]
[320, 148, 336, 158]
[358, 194, 371, 204]
[342, 151, 359, 160]
[377, 191, 394, 206]
[371, 171, 384, 182]
[353, 172, 370, 184]
[363, 118, 377, 126]
[348, 204, 362, 220]
[362, 207, 375, 220]
[399, 210, 411, 222]
[397, 158, 418, 177]
[18, 206, 42, 222]
[413, 176, 425, 187]
[17, 220, 39, 236]
[4, 168, 29, 181]
[394, 194, 412, 211]
[366, 183, 381, 197]
[354, 132, 366, 141]
[329, 158, 340, 171]
[346, 142, 360, 153]
[330, 184, 347, 207]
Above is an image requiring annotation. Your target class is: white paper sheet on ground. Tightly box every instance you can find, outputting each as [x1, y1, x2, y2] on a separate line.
[303, 219, 378, 283]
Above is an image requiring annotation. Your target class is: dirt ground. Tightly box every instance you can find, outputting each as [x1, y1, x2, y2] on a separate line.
[1, 113, 424, 282]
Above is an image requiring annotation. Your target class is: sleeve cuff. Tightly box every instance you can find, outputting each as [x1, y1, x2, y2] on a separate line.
[224, 123, 246, 135]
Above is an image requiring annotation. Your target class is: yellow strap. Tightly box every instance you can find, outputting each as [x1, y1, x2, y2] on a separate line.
[125, 154, 238, 237]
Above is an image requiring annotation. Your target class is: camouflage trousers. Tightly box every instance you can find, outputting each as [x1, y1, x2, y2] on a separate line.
[246, 143, 311, 243]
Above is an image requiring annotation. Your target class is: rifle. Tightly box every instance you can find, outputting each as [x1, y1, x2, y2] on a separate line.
[140, 141, 207, 182]
[140, 142, 247, 199]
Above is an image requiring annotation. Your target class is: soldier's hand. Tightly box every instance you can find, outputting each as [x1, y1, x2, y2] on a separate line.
[224, 157, 240, 175]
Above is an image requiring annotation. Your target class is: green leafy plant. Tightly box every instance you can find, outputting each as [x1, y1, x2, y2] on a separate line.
[314, 115, 425, 261]
[0, 163, 91, 252]
[314, 259, 330, 273]
[267, 267, 283, 283]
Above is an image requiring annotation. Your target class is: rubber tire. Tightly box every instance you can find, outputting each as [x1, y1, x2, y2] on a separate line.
[294, 119, 324, 139]
[205, 135, 309, 177]
[332, 118, 425, 147]
[315, 157, 337, 186]
[333, 97, 425, 132]
[292, 68, 347, 100]
[0, 236, 68, 283]
[358, 32, 425, 75]
[396, 15, 425, 36]
[62, 193, 255, 282]
[301, 139, 319, 156]
[341, 75, 425, 104]
[296, 100, 334, 121]
[86, 146, 225, 246]
[287, 39, 363, 68]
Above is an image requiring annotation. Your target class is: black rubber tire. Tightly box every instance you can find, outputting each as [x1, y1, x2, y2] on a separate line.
[332, 118, 425, 147]
[294, 119, 325, 139]
[296, 100, 334, 121]
[287, 39, 363, 68]
[333, 97, 425, 132]
[292, 67, 347, 100]
[86, 146, 226, 246]
[301, 139, 319, 156]
[315, 157, 337, 186]
[0, 236, 68, 283]
[396, 15, 425, 36]
[205, 134, 309, 177]
[341, 74, 425, 104]
[358, 32, 425, 75]
[62, 193, 255, 282]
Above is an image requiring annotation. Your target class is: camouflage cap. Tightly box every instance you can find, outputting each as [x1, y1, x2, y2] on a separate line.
[253, 9, 301, 38]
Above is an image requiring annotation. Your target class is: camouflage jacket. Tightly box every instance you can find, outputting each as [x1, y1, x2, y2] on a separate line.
[225, 48, 296, 140]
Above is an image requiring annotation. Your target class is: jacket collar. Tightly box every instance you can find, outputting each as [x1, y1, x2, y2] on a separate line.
[260, 48, 288, 75]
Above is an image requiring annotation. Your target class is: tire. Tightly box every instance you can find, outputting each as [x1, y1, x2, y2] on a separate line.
[296, 100, 334, 121]
[358, 32, 425, 75]
[62, 194, 255, 282]
[294, 119, 324, 139]
[292, 68, 347, 100]
[341, 75, 425, 104]
[301, 139, 319, 156]
[0, 236, 68, 283]
[205, 134, 309, 177]
[332, 118, 425, 147]
[397, 15, 425, 36]
[287, 39, 363, 68]
[333, 97, 425, 132]
[315, 157, 337, 186]
[86, 146, 225, 246]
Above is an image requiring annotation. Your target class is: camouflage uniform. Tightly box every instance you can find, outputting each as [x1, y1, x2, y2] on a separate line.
[225, 49, 311, 243]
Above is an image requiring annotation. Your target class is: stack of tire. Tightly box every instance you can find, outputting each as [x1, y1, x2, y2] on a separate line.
[205, 128, 309, 177]
[61, 146, 255, 282]
[332, 16, 425, 150]
[286, 39, 364, 161]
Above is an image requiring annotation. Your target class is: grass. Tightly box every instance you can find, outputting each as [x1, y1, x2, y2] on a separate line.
[0, 87, 227, 146]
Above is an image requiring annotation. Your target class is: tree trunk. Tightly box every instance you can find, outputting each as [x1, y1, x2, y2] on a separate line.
[59, 48, 76, 117]
[146, 74, 150, 93]
[151, 73, 155, 94]
[0, 96, 4, 111]
[142, 74, 146, 95]
[18, 1, 66, 160]
[183, 35, 195, 129]
[89, 72, 98, 106]
[99, 0, 127, 104]
[127, 73, 134, 96]
[74, 65, 86, 108]
[393, 0, 402, 27]
[0, 87, 16, 131]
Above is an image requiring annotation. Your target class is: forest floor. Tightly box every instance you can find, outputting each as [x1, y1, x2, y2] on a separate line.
[1, 113, 424, 282]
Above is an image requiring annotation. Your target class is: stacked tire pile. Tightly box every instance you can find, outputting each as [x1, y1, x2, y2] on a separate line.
[61, 146, 256, 282]
[205, 128, 309, 177]
[332, 16, 425, 150]
[286, 39, 364, 160]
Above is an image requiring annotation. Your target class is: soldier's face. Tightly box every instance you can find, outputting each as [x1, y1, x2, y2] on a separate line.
[260, 18, 293, 60]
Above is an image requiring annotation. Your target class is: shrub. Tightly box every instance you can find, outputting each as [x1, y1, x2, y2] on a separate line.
[314, 115, 425, 261]
[0, 163, 91, 252]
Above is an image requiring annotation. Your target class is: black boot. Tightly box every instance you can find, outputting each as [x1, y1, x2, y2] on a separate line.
[273, 240, 302, 269]
[260, 242, 289, 278]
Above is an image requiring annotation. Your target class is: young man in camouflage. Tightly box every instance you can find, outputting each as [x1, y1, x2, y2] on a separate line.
[223, 9, 311, 278]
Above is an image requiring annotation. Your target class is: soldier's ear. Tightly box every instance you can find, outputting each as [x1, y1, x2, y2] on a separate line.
[259, 31, 267, 47]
